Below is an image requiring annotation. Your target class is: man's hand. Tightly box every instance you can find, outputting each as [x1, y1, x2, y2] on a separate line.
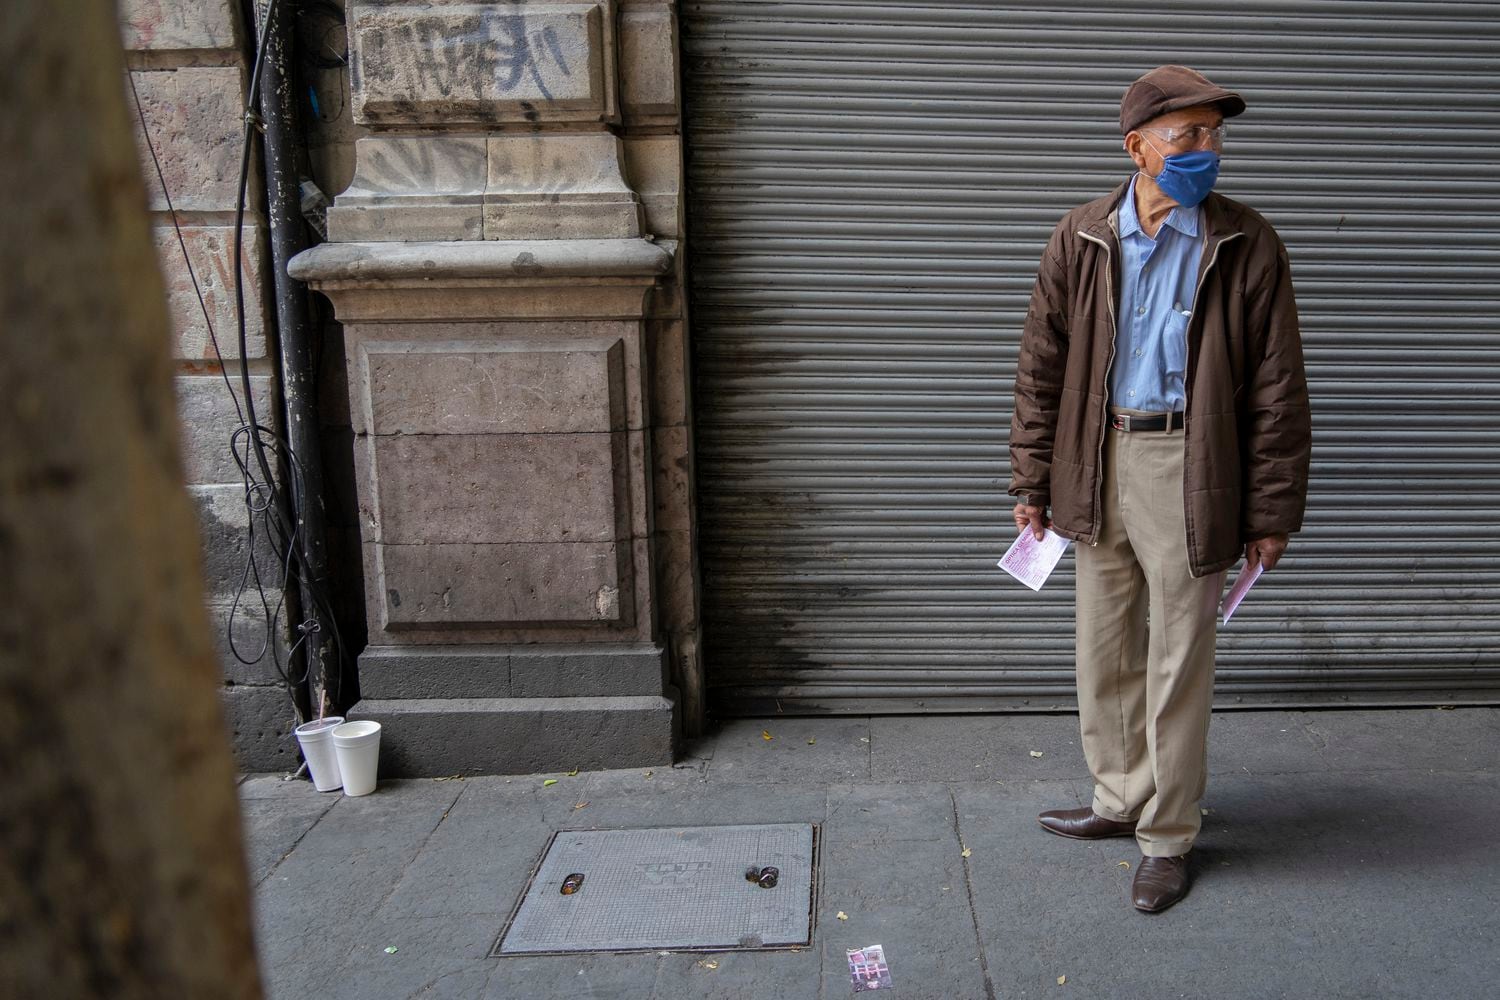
[1245, 533, 1289, 571]
[1013, 503, 1049, 541]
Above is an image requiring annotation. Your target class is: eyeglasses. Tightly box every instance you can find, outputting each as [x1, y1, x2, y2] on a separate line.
[1139, 124, 1227, 148]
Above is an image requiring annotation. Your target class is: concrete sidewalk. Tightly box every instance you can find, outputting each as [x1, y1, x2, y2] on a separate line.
[242, 708, 1500, 999]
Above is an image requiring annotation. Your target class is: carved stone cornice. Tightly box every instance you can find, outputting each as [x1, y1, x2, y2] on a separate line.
[289, 238, 672, 321]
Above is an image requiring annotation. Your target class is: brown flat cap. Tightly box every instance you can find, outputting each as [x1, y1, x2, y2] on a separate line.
[1119, 65, 1246, 134]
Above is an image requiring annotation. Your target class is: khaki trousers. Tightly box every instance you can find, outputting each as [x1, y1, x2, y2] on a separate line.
[1074, 420, 1225, 858]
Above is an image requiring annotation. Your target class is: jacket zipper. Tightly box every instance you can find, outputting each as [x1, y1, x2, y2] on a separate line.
[1178, 230, 1241, 573]
[1077, 229, 1117, 547]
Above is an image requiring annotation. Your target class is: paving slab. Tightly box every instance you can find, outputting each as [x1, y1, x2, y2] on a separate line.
[254, 780, 464, 999]
[486, 950, 662, 999]
[871, 714, 1089, 783]
[1208, 706, 1497, 776]
[376, 778, 551, 921]
[650, 946, 819, 1000]
[705, 717, 872, 783]
[818, 790, 989, 1000]
[238, 776, 339, 886]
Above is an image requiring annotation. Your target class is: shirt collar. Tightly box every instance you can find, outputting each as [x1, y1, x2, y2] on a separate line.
[1120, 174, 1201, 239]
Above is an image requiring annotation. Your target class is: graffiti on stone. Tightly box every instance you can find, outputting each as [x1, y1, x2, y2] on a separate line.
[354, 5, 595, 118]
[490, 15, 572, 100]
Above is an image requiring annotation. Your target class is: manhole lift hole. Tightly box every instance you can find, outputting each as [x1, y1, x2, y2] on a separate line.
[493, 823, 819, 956]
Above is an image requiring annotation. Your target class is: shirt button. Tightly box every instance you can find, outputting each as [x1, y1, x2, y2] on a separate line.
[1127, 390, 1136, 397]
[1134, 349, 1143, 357]
[1137, 306, 1146, 315]
[1174, 301, 1183, 310]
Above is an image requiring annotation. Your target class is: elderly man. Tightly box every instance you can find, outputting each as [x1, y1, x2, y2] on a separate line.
[1008, 65, 1311, 913]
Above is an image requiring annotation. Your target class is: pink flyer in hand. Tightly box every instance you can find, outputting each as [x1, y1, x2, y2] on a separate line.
[997, 527, 1070, 592]
[1220, 559, 1264, 622]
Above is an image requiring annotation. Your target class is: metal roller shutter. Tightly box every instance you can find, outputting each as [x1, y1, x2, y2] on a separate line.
[680, 1, 1500, 714]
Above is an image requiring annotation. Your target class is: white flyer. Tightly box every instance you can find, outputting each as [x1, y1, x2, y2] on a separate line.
[997, 527, 1070, 591]
[1220, 559, 1264, 623]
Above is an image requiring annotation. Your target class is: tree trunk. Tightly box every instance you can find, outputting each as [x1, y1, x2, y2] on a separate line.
[0, 4, 264, 998]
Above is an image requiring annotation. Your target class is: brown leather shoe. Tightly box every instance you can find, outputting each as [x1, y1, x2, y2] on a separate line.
[1132, 854, 1191, 912]
[1037, 806, 1137, 840]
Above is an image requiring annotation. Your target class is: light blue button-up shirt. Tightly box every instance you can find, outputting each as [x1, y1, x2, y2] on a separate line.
[1108, 175, 1205, 413]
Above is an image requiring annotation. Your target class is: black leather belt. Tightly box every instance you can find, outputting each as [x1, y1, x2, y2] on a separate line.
[1110, 411, 1185, 433]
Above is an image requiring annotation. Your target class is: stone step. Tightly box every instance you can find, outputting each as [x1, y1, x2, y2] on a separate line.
[356, 643, 669, 699]
[349, 692, 679, 777]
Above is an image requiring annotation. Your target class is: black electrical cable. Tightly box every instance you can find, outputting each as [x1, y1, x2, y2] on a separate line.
[234, 0, 352, 718]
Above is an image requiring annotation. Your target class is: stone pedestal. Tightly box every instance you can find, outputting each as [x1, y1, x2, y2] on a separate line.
[291, 239, 677, 774]
[290, 0, 694, 774]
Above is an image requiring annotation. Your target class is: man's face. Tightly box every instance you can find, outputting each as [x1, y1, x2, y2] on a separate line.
[1125, 104, 1225, 176]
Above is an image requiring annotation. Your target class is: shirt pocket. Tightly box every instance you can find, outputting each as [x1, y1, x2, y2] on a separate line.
[1163, 309, 1190, 381]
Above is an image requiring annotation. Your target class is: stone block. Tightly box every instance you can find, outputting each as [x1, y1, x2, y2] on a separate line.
[222, 683, 300, 773]
[176, 373, 273, 484]
[350, 0, 617, 126]
[366, 432, 621, 544]
[347, 694, 678, 775]
[651, 424, 693, 533]
[154, 222, 269, 360]
[358, 644, 511, 698]
[374, 540, 626, 627]
[510, 643, 667, 697]
[619, 4, 678, 125]
[646, 316, 689, 426]
[655, 527, 698, 634]
[346, 320, 647, 430]
[356, 337, 625, 435]
[355, 642, 668, 698]
[209, 599, 292, 687]
[118, 0, 239, 51]
[328, 135, 487, 242]
[130, 66, 252, 213]
[622, 135, 681, 239]
[484, 134, 641, 239]
[191, 484, 284, 602]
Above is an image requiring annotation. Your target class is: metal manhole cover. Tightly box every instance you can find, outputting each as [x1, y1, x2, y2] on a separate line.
[494, 823, 817, 955]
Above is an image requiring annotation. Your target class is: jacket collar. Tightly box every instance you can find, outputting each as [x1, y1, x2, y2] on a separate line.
[1119, 175, 1200, 240]
[1079, 179, 1242, 247]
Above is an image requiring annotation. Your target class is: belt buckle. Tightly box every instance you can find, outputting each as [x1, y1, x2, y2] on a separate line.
[1111, 413, 1129, 432]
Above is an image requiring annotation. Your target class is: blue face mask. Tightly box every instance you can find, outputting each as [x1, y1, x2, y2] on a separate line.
[1147, 149, 1220, 208]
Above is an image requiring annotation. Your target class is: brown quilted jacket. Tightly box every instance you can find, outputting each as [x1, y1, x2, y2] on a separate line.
[1009, 181, 1312, 577]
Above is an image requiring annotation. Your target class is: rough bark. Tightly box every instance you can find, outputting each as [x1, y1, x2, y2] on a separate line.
[0, 4, 264, 999]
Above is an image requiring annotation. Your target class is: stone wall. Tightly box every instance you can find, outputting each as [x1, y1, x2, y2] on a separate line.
[119, 0, 298, 771]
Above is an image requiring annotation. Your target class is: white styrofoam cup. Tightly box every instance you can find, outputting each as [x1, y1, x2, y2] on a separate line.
[293, 716, 345, 791]
[331, 720, 382, 797]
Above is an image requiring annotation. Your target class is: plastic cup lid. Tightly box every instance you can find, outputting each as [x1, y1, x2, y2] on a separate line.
[295, 716, 345, 736]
